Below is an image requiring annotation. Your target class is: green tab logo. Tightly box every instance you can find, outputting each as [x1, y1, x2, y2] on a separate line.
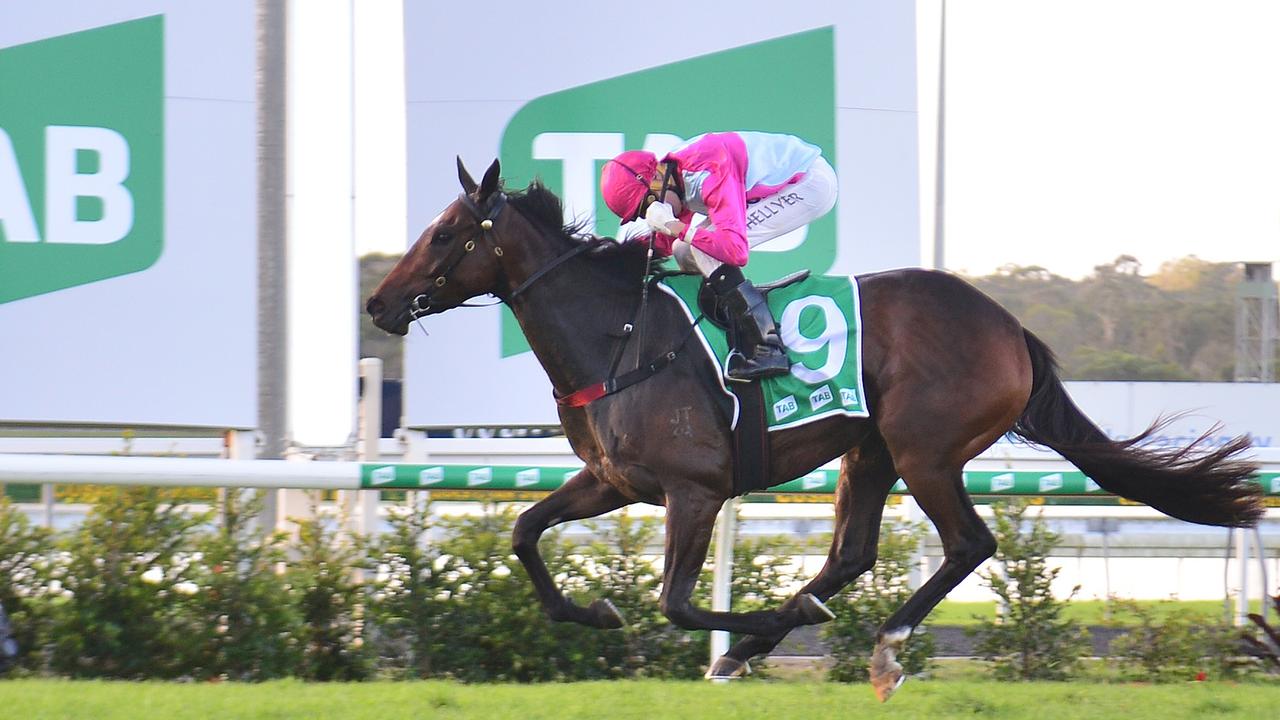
[498, 27, 835, 356]
[0, 16, 164, 304]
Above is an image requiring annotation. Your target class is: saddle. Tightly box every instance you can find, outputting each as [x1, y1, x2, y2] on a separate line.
[695, 270, 810, 330]
[696, 270, 810, 497]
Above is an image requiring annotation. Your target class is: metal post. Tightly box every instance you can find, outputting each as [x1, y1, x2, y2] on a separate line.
[932, 0, 947, 271]
[1236, 527, 1250, 626]
[901, 495, 924, 589]
[225, 429, 259, 533]
[403, 428, 430, 520]
[357, 358, 383, 535]
[257, 0, 288, 536]
[709, 498, 737, 674]
[40, 482, 54, 529]
[1253, 526, 1270, 625]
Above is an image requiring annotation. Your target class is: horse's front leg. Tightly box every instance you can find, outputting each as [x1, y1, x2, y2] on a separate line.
[657, 487, 835, 639]
[710, 440, 898, 679]
[512, 468, 632, 629]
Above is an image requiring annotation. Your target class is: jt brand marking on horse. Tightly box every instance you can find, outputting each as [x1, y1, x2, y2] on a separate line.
[746, 192, 804, 230]
[671, 406, 694, 437]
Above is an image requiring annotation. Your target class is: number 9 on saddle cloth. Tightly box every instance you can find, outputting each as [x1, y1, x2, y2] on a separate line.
[661, 270, 869, 496]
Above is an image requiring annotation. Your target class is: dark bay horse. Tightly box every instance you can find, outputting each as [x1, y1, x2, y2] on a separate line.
[366, 159, 1263, 700]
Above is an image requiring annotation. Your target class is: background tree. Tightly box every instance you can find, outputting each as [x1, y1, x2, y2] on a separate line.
[968, 255, 1243, 381]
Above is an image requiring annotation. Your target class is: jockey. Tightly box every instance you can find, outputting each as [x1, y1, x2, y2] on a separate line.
[600, 131, 837, 382]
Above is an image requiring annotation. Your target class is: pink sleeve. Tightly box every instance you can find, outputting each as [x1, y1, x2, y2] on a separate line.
[671, 134, 750, 267]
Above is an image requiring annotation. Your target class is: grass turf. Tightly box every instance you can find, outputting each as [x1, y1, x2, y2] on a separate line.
[928, 599, 1264, 626]
[0, 679, 1276, 720]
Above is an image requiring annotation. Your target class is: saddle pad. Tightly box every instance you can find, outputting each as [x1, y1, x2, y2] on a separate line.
[657, 273, 870, 431]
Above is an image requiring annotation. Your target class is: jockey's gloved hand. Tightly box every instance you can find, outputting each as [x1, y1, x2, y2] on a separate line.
[644, 201, 678, 234]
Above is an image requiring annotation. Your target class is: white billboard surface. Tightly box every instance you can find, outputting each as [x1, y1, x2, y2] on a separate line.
[0, 2, 257, 428]
[401, 0, 920, 427]
[1061, 382, 1280, 450]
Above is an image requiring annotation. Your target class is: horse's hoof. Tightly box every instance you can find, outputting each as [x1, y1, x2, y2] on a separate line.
[870, 661, 905, 702]
[797, 593, 836, 625]
[705, 656, 751, 680]
[589, 598, 625, 629]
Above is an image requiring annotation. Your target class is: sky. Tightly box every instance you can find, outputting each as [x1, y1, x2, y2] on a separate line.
[350, 0, 1280, 281]
[928, 0, 1280, 279]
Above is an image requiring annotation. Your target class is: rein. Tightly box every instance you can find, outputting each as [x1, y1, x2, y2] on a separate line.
[556, 276, 704, 409]
[409, 185, 698, 409]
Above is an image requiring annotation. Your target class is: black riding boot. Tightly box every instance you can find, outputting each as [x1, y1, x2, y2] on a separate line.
[708, 266, 789, 381]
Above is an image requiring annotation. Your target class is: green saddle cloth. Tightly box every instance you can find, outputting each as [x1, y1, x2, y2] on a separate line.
[657, 273, 870, 431]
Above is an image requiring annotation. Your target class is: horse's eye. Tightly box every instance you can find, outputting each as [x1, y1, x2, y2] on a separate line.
[434, 230, 452, 244]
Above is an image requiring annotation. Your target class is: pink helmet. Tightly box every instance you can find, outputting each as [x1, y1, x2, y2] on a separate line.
[600, 150, 658, 221]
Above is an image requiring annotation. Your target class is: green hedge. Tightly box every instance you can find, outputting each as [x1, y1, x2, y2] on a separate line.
[4, 493, 1261, 683]
[0, 492, 811, 681]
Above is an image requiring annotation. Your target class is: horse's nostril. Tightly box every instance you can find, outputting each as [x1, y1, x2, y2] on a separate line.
[366, 296, 385, 317]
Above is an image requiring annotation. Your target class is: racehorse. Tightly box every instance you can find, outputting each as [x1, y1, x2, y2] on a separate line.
[366, 159, 1263, 700]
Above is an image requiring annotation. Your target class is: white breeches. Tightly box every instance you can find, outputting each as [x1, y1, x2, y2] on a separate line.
[675, 157, 837, 276]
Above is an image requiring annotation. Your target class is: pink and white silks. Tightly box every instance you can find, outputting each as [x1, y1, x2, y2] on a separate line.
[644, 131, 836, 268]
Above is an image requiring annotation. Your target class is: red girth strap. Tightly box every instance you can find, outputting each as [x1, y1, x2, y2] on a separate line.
[553, 349, 680, 408]
[555, 383, 608, 408]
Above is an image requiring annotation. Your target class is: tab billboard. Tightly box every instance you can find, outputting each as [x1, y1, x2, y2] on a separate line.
[401, 1, 921, 426]
[0, 2, 257, 428]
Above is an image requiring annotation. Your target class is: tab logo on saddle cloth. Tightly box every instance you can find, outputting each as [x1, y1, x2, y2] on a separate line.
[658, 273, 869, 431]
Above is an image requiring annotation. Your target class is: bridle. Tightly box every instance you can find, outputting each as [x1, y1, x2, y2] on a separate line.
[408, 190, 597, 320]
[405, 184, 699, 409]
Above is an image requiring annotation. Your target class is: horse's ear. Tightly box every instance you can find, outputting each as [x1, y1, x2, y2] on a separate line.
[457, 156, 478, 195]
[478, 159, 501, 203]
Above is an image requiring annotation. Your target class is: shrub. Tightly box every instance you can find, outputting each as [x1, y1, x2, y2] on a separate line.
[576, 509, 707, 679]
[426, 506, 595, 681]
[5, 492, 931, 683]
[970, 501, 1089, 680]
[368, 504, 713, 682]
[174, 491, 301, 680]
[1243, 592, 1280, 672]
[363, 497, 453, 678]
[824, 520, 936, 682]
[0, 498, 54, 672]
[1108, 598, 1244, 682]
[287, 509, 374, 680]
[47, 487, 211, 678]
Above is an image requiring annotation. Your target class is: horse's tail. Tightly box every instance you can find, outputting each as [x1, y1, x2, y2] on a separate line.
[1009, 329, 1264, 528]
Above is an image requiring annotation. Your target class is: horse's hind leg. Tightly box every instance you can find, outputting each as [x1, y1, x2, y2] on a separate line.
[512, 469, 633, 629]
[658, 486, 835, 637]
[709, 437, 898, 679]
[868, 461, 995, 701]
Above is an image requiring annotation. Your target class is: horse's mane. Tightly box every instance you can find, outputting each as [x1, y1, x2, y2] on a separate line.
[506, 180, 663, 279]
